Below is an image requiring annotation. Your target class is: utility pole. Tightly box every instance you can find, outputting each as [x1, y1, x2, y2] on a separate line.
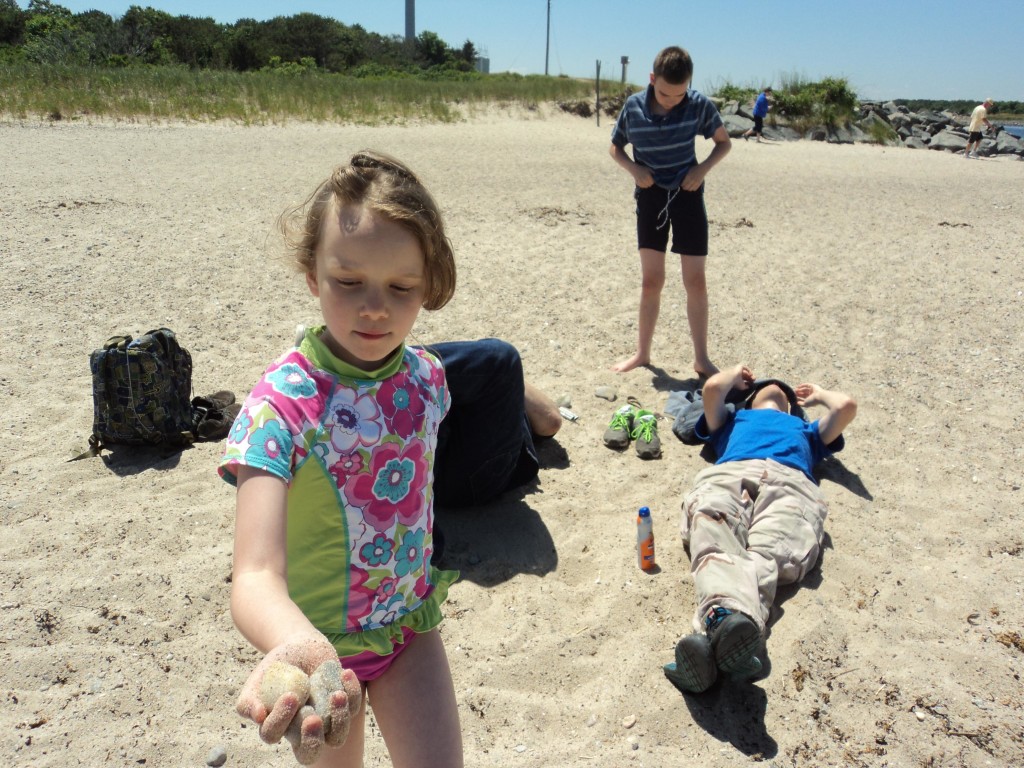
[545, 0, 550, 76]
[405, 0, 415, 43]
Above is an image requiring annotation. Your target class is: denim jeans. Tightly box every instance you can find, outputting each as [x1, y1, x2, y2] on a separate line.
[424, 339, 538, 507]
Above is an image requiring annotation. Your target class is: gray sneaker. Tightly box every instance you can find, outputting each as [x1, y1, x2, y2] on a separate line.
[602, 403, 638, 449]
[631, 412, 661, 459]
[663, 633, 717, 693]
[707, 609, 762, 679]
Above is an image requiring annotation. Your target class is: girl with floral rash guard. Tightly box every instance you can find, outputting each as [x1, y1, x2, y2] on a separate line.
[220, 151, 463, 767]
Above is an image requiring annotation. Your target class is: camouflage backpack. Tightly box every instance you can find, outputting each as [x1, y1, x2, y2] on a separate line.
[86, 328, 195, 454]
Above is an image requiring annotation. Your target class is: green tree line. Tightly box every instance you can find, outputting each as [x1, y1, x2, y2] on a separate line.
[0, 0, 480, 74]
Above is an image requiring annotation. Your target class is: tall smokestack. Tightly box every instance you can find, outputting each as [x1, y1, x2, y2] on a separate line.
[405, 0, 415, 42]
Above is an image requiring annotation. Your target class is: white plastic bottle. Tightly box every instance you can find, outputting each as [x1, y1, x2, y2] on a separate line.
[637, 506, 656, 571]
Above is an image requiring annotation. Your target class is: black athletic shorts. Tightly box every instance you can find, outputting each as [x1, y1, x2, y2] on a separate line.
[634, 183, 708, 256]
[968, 130, 983, 143]
[753, 115, 765, 133]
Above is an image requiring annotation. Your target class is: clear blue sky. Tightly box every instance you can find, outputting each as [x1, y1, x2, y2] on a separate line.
[52, 0, 1022, 101]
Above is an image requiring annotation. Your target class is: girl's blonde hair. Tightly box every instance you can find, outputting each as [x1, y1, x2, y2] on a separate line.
[281, 150, 456, 311]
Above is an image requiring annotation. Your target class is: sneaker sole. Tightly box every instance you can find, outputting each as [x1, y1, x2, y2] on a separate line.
[635, 442, 661, 459]
[711, 613, 762, 675]
[663, 634, 717, 693]
[602, 431, 630, 449]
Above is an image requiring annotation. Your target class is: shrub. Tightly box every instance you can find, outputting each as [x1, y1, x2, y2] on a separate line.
[709, 79, 757, 105]
[262, 56, 319, 75]
[866, 120, 898, 145]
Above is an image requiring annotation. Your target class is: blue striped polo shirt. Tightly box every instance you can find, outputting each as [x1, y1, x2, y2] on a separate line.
[611, 85, 724, 189]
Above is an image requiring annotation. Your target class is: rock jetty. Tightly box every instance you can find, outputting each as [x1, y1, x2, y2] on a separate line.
[719, 99, 1024, 157]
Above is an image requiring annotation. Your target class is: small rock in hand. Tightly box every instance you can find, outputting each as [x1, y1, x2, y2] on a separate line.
[309, 660, 348, 746]
[259, 661, 311, 710]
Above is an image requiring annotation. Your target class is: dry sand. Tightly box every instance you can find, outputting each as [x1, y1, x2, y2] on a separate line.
[2, 110, 1023, 767]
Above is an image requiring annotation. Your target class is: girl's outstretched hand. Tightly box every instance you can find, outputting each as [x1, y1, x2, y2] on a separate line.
[236, 635, 362, 765]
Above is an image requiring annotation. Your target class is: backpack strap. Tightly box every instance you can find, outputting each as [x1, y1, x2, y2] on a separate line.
[104, 335, 132, 352]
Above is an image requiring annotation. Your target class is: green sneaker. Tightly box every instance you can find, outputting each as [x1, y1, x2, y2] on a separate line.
[631, 411, 661, 459]
[603, 403, 639, 449]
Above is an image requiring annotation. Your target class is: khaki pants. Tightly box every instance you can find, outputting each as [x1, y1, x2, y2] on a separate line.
[681, 459, 828, 634]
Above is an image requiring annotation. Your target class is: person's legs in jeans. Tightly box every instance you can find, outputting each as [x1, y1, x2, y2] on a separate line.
[427, 339, 539, 507]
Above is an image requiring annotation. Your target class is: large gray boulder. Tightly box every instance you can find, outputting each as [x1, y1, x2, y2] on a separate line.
[828, 123, 870, 144]
[975, 138, 998, 157]
[860, 111, 890, 129]
[721, 113, 753, 137]
[888, 112, 913, 130]
[903, 137, 928, 150]
[719, 99, 741, 116]
[917, 111, 951, 133]
[928, 129, 968, 152]
[995, 131, 1024, 156]
[859, 105, 890, 123]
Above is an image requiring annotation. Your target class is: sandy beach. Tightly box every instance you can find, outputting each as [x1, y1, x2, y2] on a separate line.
[2, 110, 1023, 767]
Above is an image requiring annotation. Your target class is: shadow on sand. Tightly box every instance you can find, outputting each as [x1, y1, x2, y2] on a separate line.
[86, 444, 187, 476]
[433, 437, 570, 587]
[681, 680, 778, 759]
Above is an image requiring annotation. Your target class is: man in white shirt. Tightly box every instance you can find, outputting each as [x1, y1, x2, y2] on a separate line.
[964, 97, 995, 158]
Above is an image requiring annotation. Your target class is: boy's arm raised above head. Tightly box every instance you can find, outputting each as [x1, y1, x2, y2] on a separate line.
[795, 383, 858, 446]
[702, 364, 753, 432]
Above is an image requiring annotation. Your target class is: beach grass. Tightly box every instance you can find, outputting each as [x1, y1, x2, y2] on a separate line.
[0, 63, 598, 124]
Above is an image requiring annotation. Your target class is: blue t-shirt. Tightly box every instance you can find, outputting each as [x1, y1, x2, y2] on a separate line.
[610, 85, 724, 189]
[753, 92, 770, 118]
[695, 409, 844, 482]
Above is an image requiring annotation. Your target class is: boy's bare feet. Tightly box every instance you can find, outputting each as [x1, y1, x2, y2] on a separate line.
[694, 359, 719, 381]
[524, 382, 562, 438]
[611, 352, 649, 373]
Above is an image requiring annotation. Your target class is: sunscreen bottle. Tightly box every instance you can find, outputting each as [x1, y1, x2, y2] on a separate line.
[637, 506, 656, 571]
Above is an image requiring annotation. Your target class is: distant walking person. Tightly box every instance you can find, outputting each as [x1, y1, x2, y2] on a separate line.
[742, 87, 772, 142]
[964, 97, 995, 158]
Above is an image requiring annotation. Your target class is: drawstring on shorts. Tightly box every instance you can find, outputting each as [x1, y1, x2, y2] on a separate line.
[655, 187, 680, 230]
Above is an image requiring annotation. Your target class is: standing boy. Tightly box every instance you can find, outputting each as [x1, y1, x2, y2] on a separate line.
[663, 365, 857, 694]
[964, 97, 995, 158]
[742, 86, 772, 142]
[609, 45, 731, 377]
